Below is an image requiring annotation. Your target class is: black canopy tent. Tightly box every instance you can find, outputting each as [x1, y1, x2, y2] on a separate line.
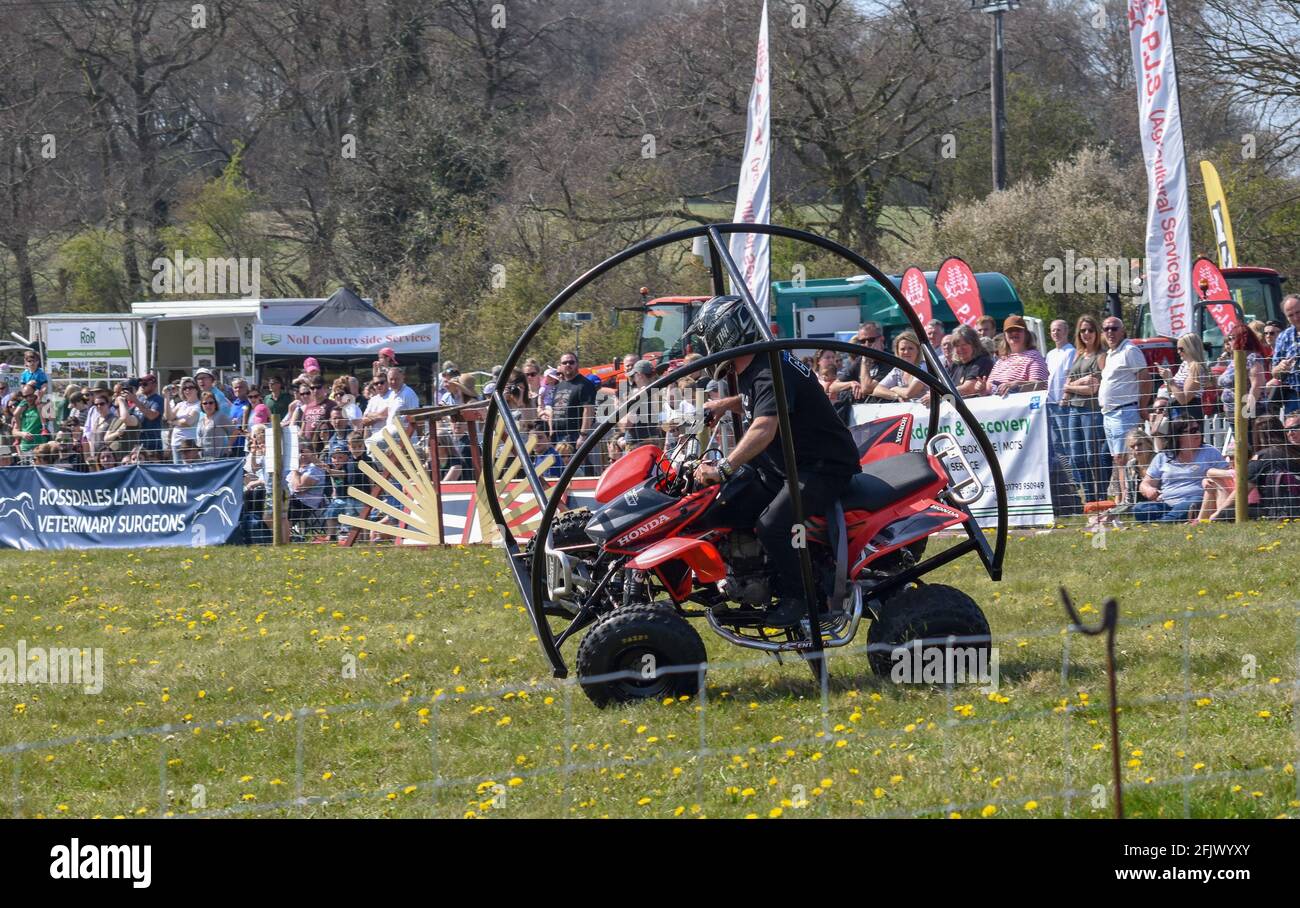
[254, 287, 438, 399]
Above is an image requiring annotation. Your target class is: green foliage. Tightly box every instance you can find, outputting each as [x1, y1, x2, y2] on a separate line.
[914, 148, 1145, 327]
[160, 148, 259, 262]
[56, 229, 128, 311]
[939, 76, 1098, 206]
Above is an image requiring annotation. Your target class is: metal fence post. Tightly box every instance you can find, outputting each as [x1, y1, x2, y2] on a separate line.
[271, 414, 285, 545]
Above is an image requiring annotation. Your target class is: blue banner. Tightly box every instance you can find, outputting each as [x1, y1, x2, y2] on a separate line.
[0, 461, 245, 550]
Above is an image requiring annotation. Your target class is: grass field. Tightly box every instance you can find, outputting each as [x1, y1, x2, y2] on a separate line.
[1, 520, 1297, 819]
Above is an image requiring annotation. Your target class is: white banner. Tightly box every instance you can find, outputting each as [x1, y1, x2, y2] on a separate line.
[44, 320, 135, 384]
[852, 392, 1053, 527]
[1129, 0, 1191, 337]
[728, 0, 771, 320]
[253, 323, 439, 357]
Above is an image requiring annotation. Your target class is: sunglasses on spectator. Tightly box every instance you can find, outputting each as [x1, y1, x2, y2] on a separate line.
[560, 359, 577, 366]
[1102, 325, 1123, 332]
[202, 401, 217, 407]
[182, 384, 197, 391]
[1080, 327, 1096, 333]
[298, 389, 312, 396]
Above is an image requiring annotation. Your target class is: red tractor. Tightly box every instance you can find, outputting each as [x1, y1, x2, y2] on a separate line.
[582, 292, 710, 387]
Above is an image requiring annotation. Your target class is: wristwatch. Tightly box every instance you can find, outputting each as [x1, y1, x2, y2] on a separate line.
[716, 458, 735, 481]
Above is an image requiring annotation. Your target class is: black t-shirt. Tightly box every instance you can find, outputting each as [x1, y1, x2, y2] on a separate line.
[551, 377, 597, 441]
[738, 351, 861, 479]
[1248, 444, 1300, 484]
[831, 356, 887, 424]
[950, 353, 993, 387]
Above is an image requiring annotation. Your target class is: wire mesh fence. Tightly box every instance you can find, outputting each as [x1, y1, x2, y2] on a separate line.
[5, 596, 1296, 819]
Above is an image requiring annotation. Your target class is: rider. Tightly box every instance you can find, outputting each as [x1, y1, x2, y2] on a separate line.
[689, 296, 861, 627]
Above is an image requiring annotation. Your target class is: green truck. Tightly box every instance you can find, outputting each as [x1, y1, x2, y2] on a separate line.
[770, 271, 1025, 342]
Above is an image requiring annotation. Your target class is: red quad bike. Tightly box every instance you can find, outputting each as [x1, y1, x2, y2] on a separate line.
[483, 225, 1008, 708]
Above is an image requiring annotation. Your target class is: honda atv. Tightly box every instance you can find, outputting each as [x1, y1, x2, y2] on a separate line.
[482, 224, 1008, 707]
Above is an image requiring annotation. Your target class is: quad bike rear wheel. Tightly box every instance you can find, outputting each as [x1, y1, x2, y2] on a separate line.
[866, 584, 991, 682]
[576, 603, 707, 707]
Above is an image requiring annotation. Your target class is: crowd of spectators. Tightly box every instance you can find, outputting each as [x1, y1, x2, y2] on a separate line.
[7, 293, 1300, 531]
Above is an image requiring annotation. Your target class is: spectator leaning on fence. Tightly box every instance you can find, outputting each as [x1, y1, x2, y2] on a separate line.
[135, 374, 164, 461]
[871, 330, 928, 402]
[1135, 418, 1227, 522]
[987, 316, 1049, 397]
[166, 378, 201, 464]
[1046, 317, 1075, 439]
[940, 324, 992, 399]
[1218, 323, 1269, 419]
[12, 383, 49, 453]
[196, 391, 231, 460]
[1098, 315, 1151, 495]
[1159, 333, 1208, 422]
[1270, 294, 1300, 415]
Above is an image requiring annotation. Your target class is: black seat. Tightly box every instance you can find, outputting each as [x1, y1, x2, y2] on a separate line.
[841, 452, 940, 513]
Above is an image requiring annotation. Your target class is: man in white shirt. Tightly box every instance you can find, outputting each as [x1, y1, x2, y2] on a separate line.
[361, 375, 396, 445]
[1045, 319, 1076, 475]
[385, 366, 420, 437]
[1098, 316, 1152, 496]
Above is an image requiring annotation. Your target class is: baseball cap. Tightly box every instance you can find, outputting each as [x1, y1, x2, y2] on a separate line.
[631, 359, 654, 377]
[194, 367, 214, 378]
[441, 361, 459, 375]
[304, 357, 321, 372]
[328, 437, 350, 456]
[543, 368, 561, 382]
[250, 404, 271, 424]
[379, 347, 398, 363]
[140, 373, 157, 384]
[1002, 315, 1028, 332]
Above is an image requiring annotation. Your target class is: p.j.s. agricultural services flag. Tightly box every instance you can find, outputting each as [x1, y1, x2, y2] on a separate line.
[1129, 0, 1191, 338]
[0, 461, 245, 550]
[936, 258, 985, 328]
[899, 267, 933, 325]
[728, 0, 771, 319]
[1192, 256, 1243, 337]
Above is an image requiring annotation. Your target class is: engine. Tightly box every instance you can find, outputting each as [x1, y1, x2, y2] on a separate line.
[716, 531, 771, 606]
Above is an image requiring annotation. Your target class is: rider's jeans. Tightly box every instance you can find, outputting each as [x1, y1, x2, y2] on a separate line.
[755, 471, 854, 600]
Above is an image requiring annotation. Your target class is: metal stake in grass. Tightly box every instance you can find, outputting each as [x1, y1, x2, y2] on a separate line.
[1060, 586, 1122, 819]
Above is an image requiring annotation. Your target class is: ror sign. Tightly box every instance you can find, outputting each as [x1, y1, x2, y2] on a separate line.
[253, 323, 440, 357]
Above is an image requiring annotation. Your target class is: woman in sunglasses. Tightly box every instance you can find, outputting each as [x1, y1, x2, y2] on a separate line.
[166, 379, 201, 463]
[197, 391, 232, 460]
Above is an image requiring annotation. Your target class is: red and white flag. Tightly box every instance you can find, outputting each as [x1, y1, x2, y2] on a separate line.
[899, 267, 933, 325]
[729, 0, 771, 319]
[1129, 0, 1191, 337]
[1192, 256, 1242, 337]
[936, 257, 985, 329]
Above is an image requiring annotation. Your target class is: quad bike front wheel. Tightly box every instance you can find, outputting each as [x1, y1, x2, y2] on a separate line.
[866, 584, 991, 683]
[576, 603, 707, 707]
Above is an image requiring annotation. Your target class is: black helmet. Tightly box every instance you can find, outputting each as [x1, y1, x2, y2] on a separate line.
[687, 295, 763, 357]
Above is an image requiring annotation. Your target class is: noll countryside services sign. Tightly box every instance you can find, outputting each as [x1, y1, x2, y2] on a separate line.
[253, 323, 439, 356]
[0, 461, 245, 550]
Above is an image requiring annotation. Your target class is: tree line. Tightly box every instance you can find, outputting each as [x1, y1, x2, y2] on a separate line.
[0, 0, 1296, 367]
